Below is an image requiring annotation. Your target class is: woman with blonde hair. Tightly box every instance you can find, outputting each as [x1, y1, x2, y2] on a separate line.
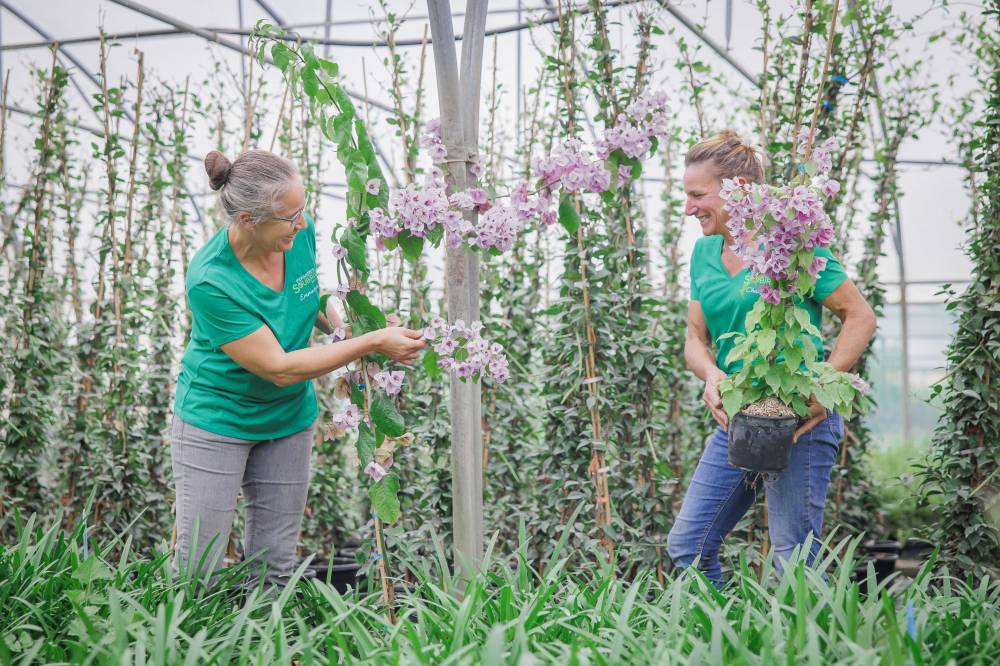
[666, 130, 876, 587]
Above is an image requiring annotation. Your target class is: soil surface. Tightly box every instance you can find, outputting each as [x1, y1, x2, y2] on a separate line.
[741, 396, 796, 418]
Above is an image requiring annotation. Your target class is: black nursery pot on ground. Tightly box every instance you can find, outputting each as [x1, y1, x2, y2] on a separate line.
[728, 412, 799, 472]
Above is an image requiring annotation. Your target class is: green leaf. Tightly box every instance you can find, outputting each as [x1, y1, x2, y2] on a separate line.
[793, 306, 820, 336]
[356, 423, 375, 465]
[341, 228, 367, 274]
[73, 555, 111, 586]
[301, 66, 319, 97]
[756, 328, 777, 357]
[783, 346, 803, 371]
[722, 388, 744, 417]
[764, 365, 782, 393]
[423, 349, 442, 378]
[346, 153, 369, 191]
[270, 42, 291, 71]
[427, 223, 444, 246]
[345, 290, 385, 335]
[745, 301, 765, 332]
[370, 473, 401, 524]
[397, 230, 425, 262]
[318, 57, 339, 78]
[371, 393, 405, 437]
[558, 194, 582, 235]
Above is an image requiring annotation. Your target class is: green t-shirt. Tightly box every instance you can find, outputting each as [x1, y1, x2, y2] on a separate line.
[174, 213, 321, 440]
[689, 234, 847, 375]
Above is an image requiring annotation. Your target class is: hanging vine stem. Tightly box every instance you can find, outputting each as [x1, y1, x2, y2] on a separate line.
[251, 25, 411, 622]
[556, 0, 613, 561]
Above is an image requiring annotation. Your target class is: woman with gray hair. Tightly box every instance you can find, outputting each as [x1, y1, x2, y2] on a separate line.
[171, 149, 424, 586]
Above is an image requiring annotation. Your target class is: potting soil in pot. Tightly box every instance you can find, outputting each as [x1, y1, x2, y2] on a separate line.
[740, 396, 796, 418]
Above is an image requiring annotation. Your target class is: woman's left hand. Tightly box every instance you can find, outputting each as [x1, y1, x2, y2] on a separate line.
[793, 395, 828, 442]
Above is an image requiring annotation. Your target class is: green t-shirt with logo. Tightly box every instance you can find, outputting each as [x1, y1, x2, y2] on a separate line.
[689, 234, 847, 375]
[174, 213, 321, 440]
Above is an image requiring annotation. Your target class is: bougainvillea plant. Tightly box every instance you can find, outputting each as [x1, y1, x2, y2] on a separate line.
[250, 25, 519, 534]
[252, 24, 670, 543]
[716, 129, 869, 419]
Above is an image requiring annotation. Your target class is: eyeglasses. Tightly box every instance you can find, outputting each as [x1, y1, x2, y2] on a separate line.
[273, 205, 305, 225]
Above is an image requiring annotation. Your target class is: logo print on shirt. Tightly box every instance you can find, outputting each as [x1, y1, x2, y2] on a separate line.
[292, 267, 318, 301]
[743, 273, 769, 296]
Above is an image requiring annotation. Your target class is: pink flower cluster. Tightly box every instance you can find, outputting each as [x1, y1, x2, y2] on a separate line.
[449, 187, 491, 213]
[373, 370, 404, 396]
[364, 93, 670, 257]
[421, 118, 448, 160]
[596, 89, 671, 160]
[422, 317, 510, 383]
[376, 172, 455, 240]
[532, 138, 612, 194]
[720, 137, 841, 305]
[367, 169, 521, 254]
[331, 403, 361, 430]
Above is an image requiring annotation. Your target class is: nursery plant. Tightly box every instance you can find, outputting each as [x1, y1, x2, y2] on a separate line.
[716, 130, 869, 467]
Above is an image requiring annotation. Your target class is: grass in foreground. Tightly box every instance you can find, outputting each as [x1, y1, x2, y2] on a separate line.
[2, 511, 999, 665]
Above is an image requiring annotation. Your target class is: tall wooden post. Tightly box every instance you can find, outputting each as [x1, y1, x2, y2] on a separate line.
[427, 0, 488, 577]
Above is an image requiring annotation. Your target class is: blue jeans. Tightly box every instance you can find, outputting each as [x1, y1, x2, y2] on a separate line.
[667, 412, 843, 587]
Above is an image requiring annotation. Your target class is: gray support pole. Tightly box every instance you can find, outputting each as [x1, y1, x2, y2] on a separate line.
[426, 0, 487, 578]
[237, 0, 246, 86]
[897, 238, 912, 443]
[324, 0, 333, 58]
[865, 55, 913, 445]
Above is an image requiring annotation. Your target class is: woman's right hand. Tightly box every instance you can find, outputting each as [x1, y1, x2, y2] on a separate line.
[371, 327, 426, 364]
[703, 368, 729, 430]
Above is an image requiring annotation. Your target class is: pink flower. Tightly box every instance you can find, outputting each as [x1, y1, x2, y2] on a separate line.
[333, 327, 347, 341]
[332, 404, 361, 430]
[369, 207, 399, 240]
[850, 373, 870, 395]
[332, 244, 347, 260]
[335, 284, 350, 300]
[618, 165, 633, 183]
[429, 143, 448, 160]
[758, 283, 781, 305]
[449, 191, 476, 210]
[821, 179, 841, 199]
[374, 370, 405, 396]
[468, 188, 489, 206]
[365, 179, 381, 195]
[807, 255, 828, 279]
[365, 461, 390, 481]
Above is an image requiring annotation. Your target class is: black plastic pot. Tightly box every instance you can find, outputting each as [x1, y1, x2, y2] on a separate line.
[728, 411, 799, 472]
[306, 559, 364, 594]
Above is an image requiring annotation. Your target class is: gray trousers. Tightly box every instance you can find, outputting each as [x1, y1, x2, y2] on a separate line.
[170, 415, 314, 586]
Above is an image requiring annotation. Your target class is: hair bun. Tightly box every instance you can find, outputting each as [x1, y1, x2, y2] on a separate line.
[205, 151, 233, 191]
[716, 128, 749, 147]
